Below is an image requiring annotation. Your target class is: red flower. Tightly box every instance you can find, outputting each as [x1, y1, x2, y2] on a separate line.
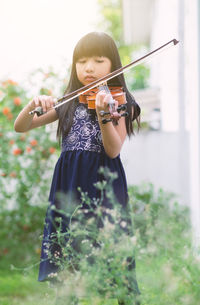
[2, 107, 11, 115]
[2, 79, 18, 87]
[13, 148, 22, 155]
[26, 146, 32, 153]
[9, 139, 14, 145]
[9, 172, 17, 178]
[20, 135, 26, 141]
[0, 172, 7, 177]
[49, 147, 56, 154]
[14, 97, 21, 106]
[30, 139, 38, 146]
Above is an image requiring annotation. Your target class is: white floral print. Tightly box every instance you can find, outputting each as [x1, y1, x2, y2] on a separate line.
[62, 104, 103, 153]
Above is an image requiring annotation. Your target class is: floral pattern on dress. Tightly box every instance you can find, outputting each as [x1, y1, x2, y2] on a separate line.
[62, 104, 103, 153]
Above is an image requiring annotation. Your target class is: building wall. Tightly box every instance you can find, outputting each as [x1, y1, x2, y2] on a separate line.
[121, 130, 190, 206]
[149, 0, 180, 132]
[122, 0, 155, 44]
[122, 0, 200, 243]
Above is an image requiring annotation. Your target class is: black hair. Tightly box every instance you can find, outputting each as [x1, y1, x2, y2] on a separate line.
[56, 32, 140, 141]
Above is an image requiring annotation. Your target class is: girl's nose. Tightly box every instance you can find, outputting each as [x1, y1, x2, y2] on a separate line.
[85, 60, 94, 72]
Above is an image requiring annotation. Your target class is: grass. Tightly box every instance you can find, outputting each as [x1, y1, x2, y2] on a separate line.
[1, 249, 199, 305]
[1, 182, 200, 305]
[0, 270, 55, 305]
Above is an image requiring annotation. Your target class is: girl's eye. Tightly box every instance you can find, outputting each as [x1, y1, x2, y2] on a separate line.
[77, 58, 87, 64]
[96, 59, 104, 63]
[78, 60, 86, 64]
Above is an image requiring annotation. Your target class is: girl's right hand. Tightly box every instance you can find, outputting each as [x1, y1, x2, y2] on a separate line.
[28, 95, 56, 113]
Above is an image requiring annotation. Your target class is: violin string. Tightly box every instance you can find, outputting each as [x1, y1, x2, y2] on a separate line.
[98, 84, 116, 113]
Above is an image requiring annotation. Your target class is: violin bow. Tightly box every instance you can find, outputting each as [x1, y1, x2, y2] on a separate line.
[29, 38, 179, 115]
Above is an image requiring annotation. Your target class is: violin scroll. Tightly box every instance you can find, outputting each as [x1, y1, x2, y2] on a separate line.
[29, 97, 58, 116]
[102, 111, 128, 124]
[99, 103, 128, 124]
[29, 106, 44, 116]
[99, 104, 127, 117]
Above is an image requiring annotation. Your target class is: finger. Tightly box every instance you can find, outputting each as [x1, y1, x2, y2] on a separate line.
[52, 97, 57, 106]
[35, 96, 40, 107]
[39, 96, 47, 113]
[114, 99, 118, 111]
[96, 91, 106, 105]
[48, 96, 56, 108]
[103, 94, 113, 107]
[45, 100, 51, 111]
[43, 96, 52, 112]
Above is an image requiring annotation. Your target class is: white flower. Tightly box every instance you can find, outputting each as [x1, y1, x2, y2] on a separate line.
[120, 221, 127, 228]
[47, 272, 58, 278]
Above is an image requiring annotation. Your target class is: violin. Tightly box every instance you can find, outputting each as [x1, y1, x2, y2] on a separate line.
[29, 38, 179, 124]
[79, 84, 128, 124]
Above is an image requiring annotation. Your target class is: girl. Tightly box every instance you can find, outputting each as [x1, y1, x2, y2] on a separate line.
[14, 32, 141, 304]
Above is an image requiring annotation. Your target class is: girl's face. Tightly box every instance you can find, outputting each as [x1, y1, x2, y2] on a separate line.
[76, 56, 112, 86]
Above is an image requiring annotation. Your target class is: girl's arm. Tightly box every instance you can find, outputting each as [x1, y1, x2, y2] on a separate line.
[96, 91, 127, 159]
[14, 95, 58, 133]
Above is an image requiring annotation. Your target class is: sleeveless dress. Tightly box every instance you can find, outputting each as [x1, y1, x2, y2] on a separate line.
[38, 103, 141, 297]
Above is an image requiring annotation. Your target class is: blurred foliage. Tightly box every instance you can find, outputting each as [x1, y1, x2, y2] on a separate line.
[1, 178, 199, 304]
[97, 0, 150, 90]
[0, 205, 46, 271]
[98, 0, 123, 44]
[37, 168, 141, 304]
[0, 75, 62, 209]
[129, 183, 200, 305]
[0, 72, 65, 270]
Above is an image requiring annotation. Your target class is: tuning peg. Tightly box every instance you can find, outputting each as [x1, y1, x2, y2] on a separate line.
[99, 110, 110, 117]
[102, 118, 113, 124]
[29, 106, 44, 116]
[120, 112, 129, 117]
[117, 104, 127, 113]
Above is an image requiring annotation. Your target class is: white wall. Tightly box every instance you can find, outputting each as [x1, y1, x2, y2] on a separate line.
[185, 0, 200, 246]
[122, 0, 155, 44]
[121, 130, 190, 206]
[122, 0, 200, 245]
[149, 0, 180, 132]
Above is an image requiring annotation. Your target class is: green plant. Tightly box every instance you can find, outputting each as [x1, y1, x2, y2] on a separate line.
[39, 168, 141, 305]
[0, 71, 65, 269]
[97, 0, 150, 90]
[1, 179, 200, 305]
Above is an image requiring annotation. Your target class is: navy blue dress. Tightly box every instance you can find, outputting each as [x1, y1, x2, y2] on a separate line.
[38, 103, 140, 296]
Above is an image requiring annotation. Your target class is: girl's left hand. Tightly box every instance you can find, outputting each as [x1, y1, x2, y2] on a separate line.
[95, 91, 118, 117]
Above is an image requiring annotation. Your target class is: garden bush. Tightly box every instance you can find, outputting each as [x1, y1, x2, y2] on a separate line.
[0, 72, 63, 269]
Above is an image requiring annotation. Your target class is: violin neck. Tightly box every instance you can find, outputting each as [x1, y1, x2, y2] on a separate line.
[98, 84, 115, 112]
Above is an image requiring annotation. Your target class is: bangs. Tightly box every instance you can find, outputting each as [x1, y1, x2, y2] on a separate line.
[73, 32, 116, 62]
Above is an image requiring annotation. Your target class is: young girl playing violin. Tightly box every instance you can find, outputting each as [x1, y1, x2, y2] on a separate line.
[14, 32, 141, 305]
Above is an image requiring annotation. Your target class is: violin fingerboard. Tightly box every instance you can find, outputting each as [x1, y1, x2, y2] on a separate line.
[98, 85, 115, 107]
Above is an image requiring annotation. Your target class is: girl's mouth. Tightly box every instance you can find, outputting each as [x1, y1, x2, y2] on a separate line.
[84, 76, 96, 81]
